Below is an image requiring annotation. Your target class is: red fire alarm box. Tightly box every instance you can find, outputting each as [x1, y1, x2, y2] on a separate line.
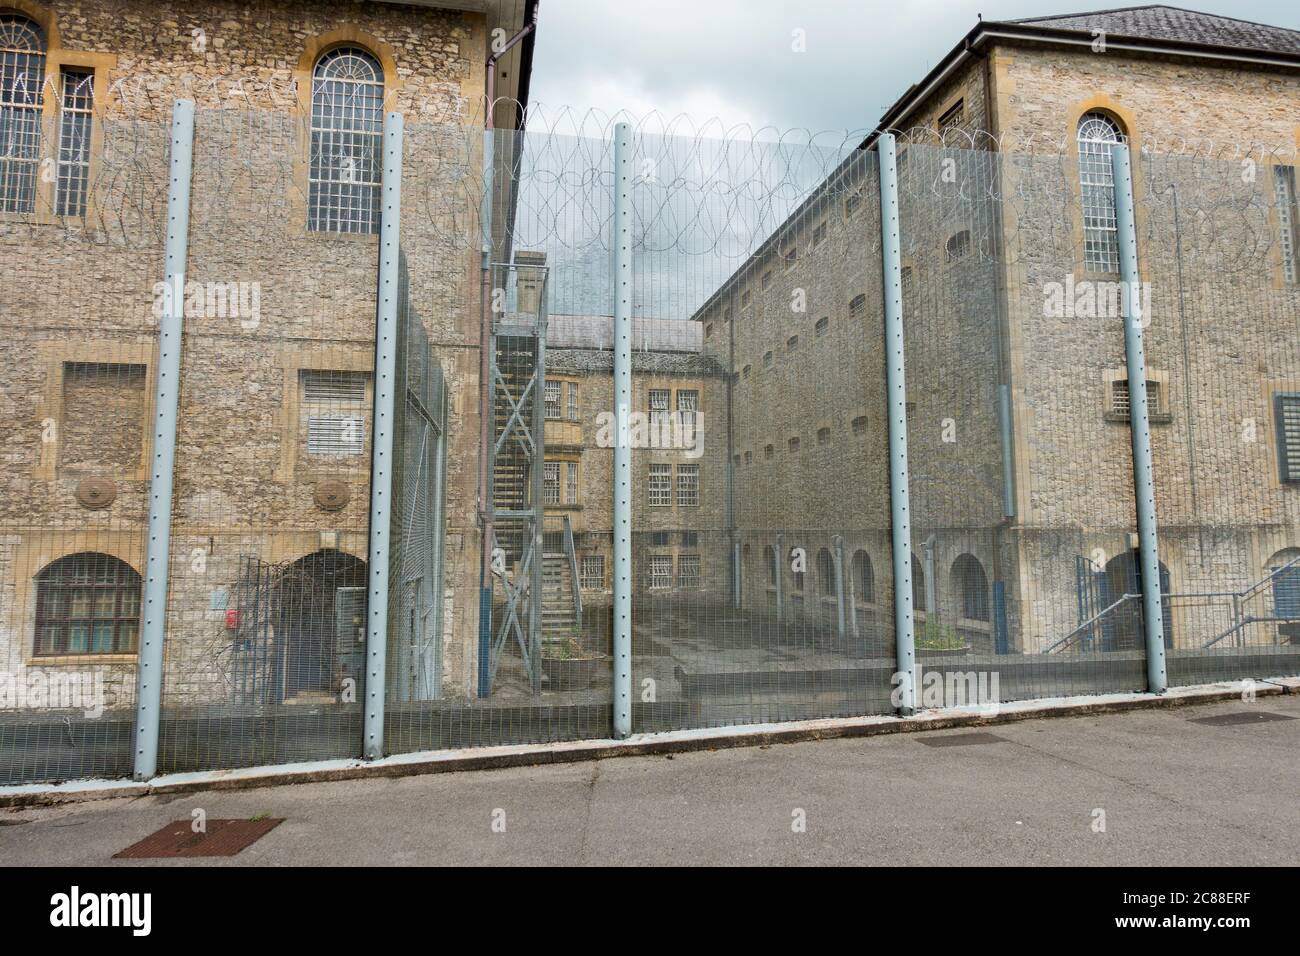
[225, 608, 240, 631]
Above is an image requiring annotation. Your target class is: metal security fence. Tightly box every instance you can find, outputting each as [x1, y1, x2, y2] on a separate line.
[3, 97, 1299, 787]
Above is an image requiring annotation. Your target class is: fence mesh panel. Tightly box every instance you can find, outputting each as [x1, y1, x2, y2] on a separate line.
[1, 115, 169, 784]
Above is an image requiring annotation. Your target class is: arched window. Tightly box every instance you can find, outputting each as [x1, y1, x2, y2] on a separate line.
[911, 554, 926, 612]
[309, 46, 384, 234]
[1077, 111, 1125, 273]
[791, 547, 805, 592]
[816, 548, 836, 596]
[0, 14, 47, 214]
[852, 550, 874, 604]
[765, 545, 777, 586]
[952, 553, 990, 622]
[34, 553, 141, 656]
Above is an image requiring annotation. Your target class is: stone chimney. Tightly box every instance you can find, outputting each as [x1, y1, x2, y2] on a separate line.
[514, 250, 547, 317]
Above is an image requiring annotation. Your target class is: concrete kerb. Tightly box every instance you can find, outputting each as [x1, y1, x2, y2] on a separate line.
[1, 678, 1291, 809]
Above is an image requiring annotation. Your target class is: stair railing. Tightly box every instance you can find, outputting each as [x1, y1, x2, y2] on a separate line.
[562, 513, 583, 633]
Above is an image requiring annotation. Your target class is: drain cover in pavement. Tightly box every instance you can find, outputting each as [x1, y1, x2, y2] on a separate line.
[114, 818, 283, 859]
[917, 731, 1007, 747]
[1188, 711, 1296, 727]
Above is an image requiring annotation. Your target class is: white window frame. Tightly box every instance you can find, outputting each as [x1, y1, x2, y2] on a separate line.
[648, 463, 672, 507]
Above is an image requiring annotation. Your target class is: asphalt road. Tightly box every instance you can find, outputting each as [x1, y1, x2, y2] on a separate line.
[3, 695, 1298, 866]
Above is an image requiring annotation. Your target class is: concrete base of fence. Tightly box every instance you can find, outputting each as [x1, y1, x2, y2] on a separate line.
[2, 677, 1294, 809]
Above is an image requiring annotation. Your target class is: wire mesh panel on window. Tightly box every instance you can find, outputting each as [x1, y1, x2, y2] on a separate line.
[308, 47, 384, 235]
[1077, 112, 1124, 274]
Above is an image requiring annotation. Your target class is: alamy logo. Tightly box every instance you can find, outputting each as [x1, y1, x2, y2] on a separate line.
[50, 886, 151, 936]
[1042, 275, 1151, 322]
[152, 277, 262, 329]
[594, 407, 703, 459]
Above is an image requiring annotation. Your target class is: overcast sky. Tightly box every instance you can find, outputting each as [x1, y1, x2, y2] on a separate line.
[529, 0, 1300, 134]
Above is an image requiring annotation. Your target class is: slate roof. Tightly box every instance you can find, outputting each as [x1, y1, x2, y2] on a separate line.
[1008, 5, 1300, 56]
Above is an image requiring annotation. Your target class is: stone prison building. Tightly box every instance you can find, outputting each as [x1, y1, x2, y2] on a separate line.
[2, 0, 1300, 777]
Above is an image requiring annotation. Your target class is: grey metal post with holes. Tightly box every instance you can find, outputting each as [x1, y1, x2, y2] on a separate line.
[364, 111, 404, 758]
[133, 99, 195, 781]
[1111, 143, 1168, 693]
[612, 122, 633, 737]
[877, 133, 918, 715]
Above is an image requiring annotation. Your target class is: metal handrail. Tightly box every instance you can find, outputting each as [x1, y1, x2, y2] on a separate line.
[1048, 593, 1139, 653]
[562, 513, 583, 633]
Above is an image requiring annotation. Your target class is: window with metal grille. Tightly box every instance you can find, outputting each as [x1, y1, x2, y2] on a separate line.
[676, 463, 699, 506]
[34, 552, 141, 656]
[845, 192, 861, 217]
[1275, 165, 1299, 284]
[812, 220, 827, 247]
[565, 461, 578, 504]
[1078, 111, 1124, 273]
[650, 532, 670, 546]
[782, 245, 797, 270]
[817, 427, 831, 446]
[566, 381, 578, 420]
[764, 443, 774, 459]
[742, 364, 751, 379]
[648, 554, 672, 590]
[704, 323, 712, 339]
[788, 436, 800, 453]
[648, 388, 670, 427]
[648, 463, 671, 506]
[763, 350, 773, 368]
[786, 334, 798, 353]
[544, 380, 561, 419]
[303, 370, 368, 457]
[743, 450, 752, 465]
[1276, 393, 1300, 482]
[762, 271, 772, 290]
[849, 293, 866, 319]
[680, 531, 698, 547]
[678, 554, 701, 588]
[580, 554, 605, 590]
[852, 415, 868, 435]
[0, 15, 46, 214]
[815, 316, 829, 337]
[309, 47, 384, 234]
[901, 265, 914, 302]
[945, 229, 971, 262]
[543, 461, 561, 504]
[55, 69, 93, 217]
[937, 99, 964, 132]
[676, 389, 698, 428]
[1110, 378, 1163, 418]
[723, 305, 733, 322]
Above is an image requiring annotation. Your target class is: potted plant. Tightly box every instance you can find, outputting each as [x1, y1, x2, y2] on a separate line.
[542, 633, 602, 691]
[915, 619, 970, 657]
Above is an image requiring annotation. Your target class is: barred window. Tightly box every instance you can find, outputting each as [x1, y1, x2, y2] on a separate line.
[788, 436, 800, 453]
[812, 220, 827, 247]
[35, 553, 141, 656]
[680, 531, 698, 547]
[648, 463, 672, 506]
[648, 388, 671, 427]
[565, 461, 578, 504]
[742, 364, 752, 379]
[763, 350, 773, 369]
[302, 370, 368, 457]
[56, 69, 93, 217]
[761, 271, 772, 290]
[817, 427, 831, 446]
[945, 229, 971, 262]
[677, 463, 699, 506]
[782, 245, 797, 270]
[1276, 393, 1300, 483]
[1078, 112, 1124, 273]
[566, 381, 578, 420]
[648, 554, 672, 590]
[815, 316, 829, 337]
[580, 554, 605, 590]
[678, 554, 701, 588]
[787, 334, 799, 353]
[1275, 165, 1298, 284]
[543, 461, 561, 504]
[764, 443, 774, 459]
[1111, 378, 1163, 418]
[852, 415, 868, 435]
[309, 47, 384, 234]
[845, 191, 861, 217]
[849, 294, 866, 319]
[676, 389, 698, 428]
[544, 380, 561, 419]
[853, 550, 874, 603]
[0, 14, 46, 214]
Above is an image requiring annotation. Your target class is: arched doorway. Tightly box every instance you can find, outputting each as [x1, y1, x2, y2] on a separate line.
[1102, 550, 1171, 650]
[276, 549, 367, 701]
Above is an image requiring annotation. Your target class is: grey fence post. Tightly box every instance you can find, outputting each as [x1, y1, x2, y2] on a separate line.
[877, 133, 918, 715]
[1111, 143, 1168, 693]
[612, 122, 633, 738]
[133, 99, 195, 781]
[364, 111, 404, 759]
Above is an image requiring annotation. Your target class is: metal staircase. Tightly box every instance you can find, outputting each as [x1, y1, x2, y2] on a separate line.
[541, 515, 583, 645]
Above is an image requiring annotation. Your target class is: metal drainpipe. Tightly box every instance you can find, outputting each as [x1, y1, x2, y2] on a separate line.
[478, 2, 541, 696]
